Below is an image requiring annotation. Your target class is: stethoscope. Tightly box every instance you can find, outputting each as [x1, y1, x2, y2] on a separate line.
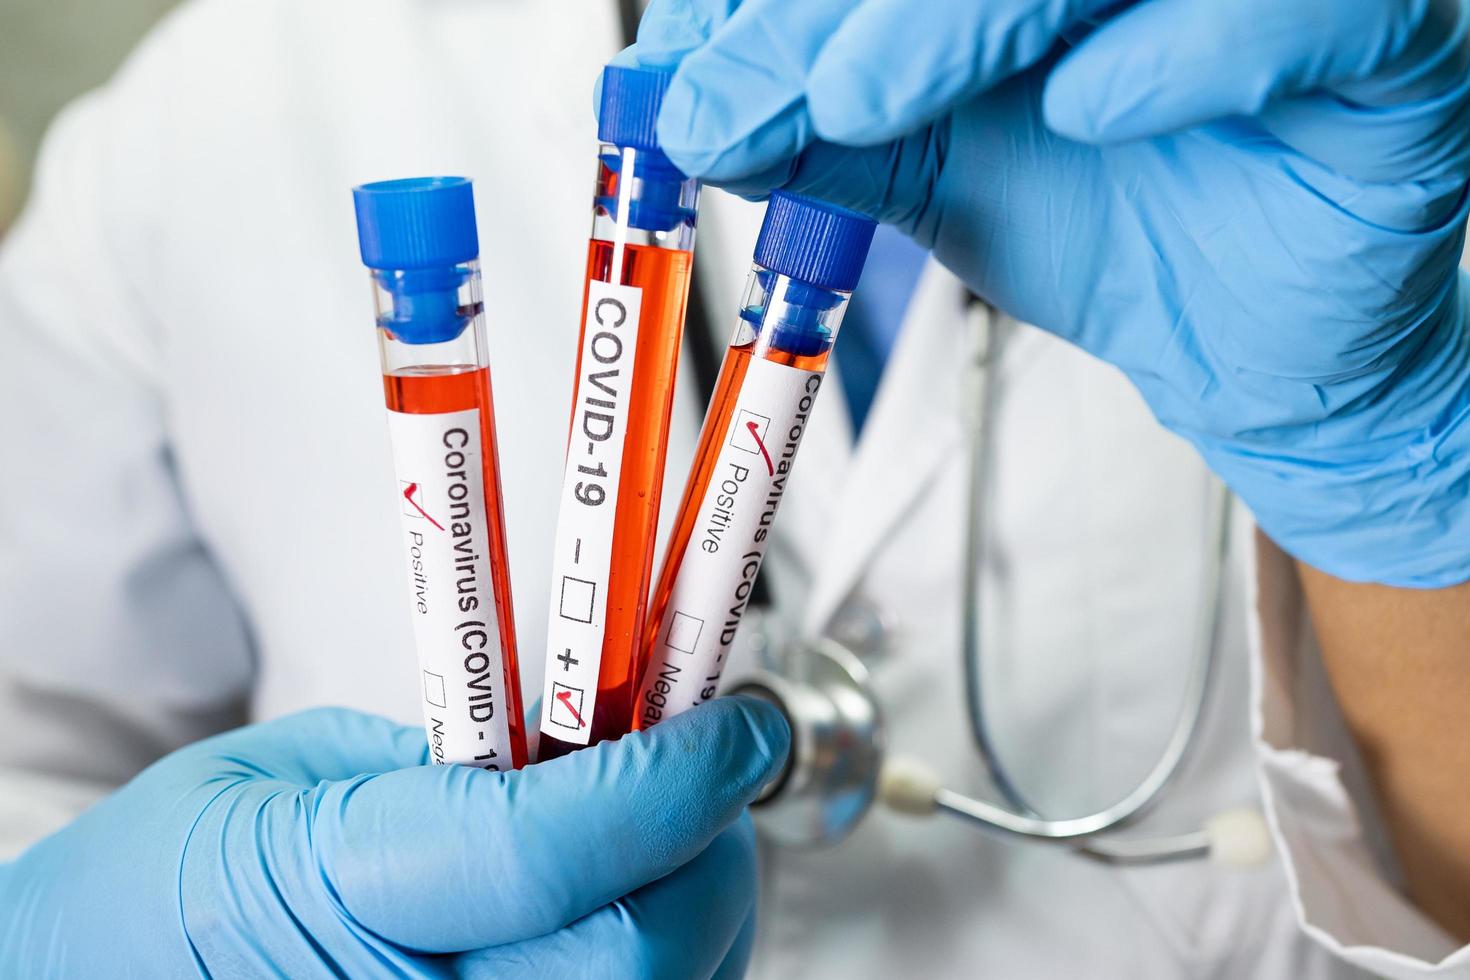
[715, 299, 1273, 868]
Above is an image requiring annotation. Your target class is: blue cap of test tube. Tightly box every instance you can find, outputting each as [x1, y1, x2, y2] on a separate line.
[598, 65, 674, 153]
[748, 192, 878, 356]
[755, 192, 877, 292]
[352, 177, 479, 345]
[596, 65, 691, 232]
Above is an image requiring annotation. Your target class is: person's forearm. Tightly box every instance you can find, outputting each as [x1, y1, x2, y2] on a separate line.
[1299, 563, 1470, 942]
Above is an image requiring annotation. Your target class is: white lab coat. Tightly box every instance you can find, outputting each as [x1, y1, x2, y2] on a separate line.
[0, 2, 1464, 977]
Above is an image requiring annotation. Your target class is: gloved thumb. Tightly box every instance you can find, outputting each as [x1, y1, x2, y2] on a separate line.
[311, 695, 789, 953]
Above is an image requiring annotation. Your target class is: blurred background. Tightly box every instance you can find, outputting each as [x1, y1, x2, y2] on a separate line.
[0, 0, 178, 233]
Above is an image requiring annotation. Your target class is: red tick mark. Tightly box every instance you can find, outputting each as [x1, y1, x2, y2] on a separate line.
[402, 482, 445, 531]
[556, 690, 585, 727]
[748, 420, 774, 476]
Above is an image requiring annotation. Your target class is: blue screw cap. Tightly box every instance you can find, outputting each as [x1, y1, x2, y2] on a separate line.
[353, 177, 479, 271]
[599, 65, 674, 154]
[754, 192, 877, 292]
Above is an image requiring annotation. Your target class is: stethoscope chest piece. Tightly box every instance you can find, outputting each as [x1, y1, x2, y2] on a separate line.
[730, 639, 884, 848]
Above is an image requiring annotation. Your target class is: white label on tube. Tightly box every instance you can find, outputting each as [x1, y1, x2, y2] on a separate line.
[638, 356, 824, 727]
[385, 407, 513, 770]
[540, 280, 645, 746]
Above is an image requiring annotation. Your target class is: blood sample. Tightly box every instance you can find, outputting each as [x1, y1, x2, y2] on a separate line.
[636, 192, 876, 728]
[538, 66, 700, 759]
[353, 177, 527, 770]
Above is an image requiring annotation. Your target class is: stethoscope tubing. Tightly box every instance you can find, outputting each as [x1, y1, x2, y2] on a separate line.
[949, 300, 1234, 861]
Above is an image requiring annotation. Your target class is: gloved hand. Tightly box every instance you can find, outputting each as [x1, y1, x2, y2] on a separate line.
[631, 0, 1470, 587]
[0, 699, 788, 978]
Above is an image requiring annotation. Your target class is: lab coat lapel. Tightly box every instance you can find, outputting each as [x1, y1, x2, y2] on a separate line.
[802, 266, 969, 634]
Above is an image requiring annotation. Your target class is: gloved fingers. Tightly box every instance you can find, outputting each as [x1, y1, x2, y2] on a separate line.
[1045, 0, 1402, 141]
[712, 71, 1089, 260]
[453, 817, 758, 980]
[654, 0, 850, 180]
[1257, 71, 1470, 189]
[804, 0, 1119, 145]
[609, 44, 641, 68]
[592, 0, 736, 118]
[314, 696, 789, 953]
[636, 0, 741, 68]
[654, 0, 1126, 180]
[717, 131, 951, 244]
[1044, 0, 1470, 182]
[184, 706, 429, 785]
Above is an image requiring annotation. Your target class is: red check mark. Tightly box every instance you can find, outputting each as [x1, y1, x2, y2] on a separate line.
[747, 420, 774, 476]
[402, 482, 446, 531]
[555, 690, 585, 727]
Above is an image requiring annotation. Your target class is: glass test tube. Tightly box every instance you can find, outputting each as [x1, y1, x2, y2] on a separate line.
[353, 177, 527, 771]
[537, 66, 701, 759]
[636, 193, 876, 728]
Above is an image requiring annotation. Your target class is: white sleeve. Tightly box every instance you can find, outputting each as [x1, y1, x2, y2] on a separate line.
[0, 9, 254, 857]
[1247, 528, 1470, 978]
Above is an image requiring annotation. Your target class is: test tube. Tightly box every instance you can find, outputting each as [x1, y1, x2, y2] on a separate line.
[353, 177, 527, 771]
[537, 66, 700, 759]
[636, 192, 876, 728]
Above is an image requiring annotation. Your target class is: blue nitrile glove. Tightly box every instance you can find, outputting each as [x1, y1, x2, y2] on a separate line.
[0, 699, 788, 978]
[630, 0, 1470, 587]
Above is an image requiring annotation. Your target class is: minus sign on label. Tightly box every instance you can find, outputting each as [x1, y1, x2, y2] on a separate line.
[574, 538, 582, 564]
[586, 442, 595, 455]
[478, 731, 484, 740]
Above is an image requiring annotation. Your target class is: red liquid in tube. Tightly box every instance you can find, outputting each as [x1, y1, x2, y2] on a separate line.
[538, 240, 693, 760]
